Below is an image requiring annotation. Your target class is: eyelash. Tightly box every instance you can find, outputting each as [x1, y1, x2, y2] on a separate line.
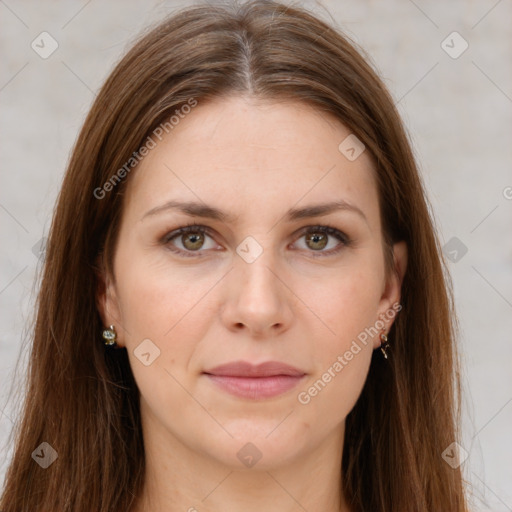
[161, 221, 352, 259]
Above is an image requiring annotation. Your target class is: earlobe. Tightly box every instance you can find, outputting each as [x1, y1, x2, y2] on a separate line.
[96, 275, 110, 327]
[376, 241, 408, 346]
[94, 257, 121, 333]
[382, 240, 408, 300]
[94, 255, 109, 326]
[95, 272, 125, 348]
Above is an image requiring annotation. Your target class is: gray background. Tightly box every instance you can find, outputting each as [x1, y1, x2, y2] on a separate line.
[1, 0, 511, 510]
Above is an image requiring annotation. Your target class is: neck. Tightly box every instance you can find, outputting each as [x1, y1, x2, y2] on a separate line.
[130, 406, 353, 512]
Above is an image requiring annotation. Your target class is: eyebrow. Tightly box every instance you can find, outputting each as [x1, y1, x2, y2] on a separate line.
[141, 199, 368, 225]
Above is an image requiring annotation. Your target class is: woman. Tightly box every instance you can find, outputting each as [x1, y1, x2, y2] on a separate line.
[0, 1, 469, 510]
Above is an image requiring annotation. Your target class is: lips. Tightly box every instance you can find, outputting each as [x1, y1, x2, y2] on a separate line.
[202, 360, 306, 399]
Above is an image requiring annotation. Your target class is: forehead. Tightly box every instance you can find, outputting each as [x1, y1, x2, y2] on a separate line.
[125, 95, 380, 227]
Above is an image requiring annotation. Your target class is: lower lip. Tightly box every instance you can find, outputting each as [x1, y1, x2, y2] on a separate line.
[204, 374, 305, 399]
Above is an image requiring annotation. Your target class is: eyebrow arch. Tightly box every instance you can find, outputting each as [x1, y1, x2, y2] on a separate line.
[141, 199, 368, 225]
[286, 201, 368, 224]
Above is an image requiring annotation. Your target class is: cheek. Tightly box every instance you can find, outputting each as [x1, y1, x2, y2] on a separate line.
[114, 263, 216, 422]
[292, 264, 381, 417]
[296, 260, 383, 349]
[294, 273, 377, 427]
[115, 252, 218, 340]
[112, 253, 217, 398]
[296, 341, 373, 440]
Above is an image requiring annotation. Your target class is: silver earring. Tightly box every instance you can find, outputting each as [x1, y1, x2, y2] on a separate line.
[102, 325, 117, 347]
[380, 331, 390, 359]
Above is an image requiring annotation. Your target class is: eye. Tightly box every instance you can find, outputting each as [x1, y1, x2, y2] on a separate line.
[161, 223, 351, 258]
[293, 225, 351, 257]
[162, 224, 219, 257]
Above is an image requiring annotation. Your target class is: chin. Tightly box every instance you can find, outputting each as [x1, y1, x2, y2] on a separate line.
[199, 424, 308, 470]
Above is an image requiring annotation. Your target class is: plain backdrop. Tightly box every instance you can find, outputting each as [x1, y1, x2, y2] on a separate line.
[1, 0, 511, 510]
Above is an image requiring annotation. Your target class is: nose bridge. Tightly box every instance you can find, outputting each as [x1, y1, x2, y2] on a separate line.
[224, 234, 292, 334]
[235, 236, 281, 303]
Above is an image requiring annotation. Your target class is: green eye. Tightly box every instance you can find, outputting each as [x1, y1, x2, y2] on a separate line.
[163, 225, 214, 257]
[162, 224, 351, 258]
[295, 225, 350, 256]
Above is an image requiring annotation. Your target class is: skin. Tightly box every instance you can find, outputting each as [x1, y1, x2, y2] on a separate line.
[97, 95, 407, 512]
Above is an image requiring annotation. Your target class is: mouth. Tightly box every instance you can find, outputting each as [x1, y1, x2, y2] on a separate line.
[202, 360, 307, 400]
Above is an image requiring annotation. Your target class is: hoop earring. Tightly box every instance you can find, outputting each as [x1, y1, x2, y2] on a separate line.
[380, 331, 390, 359]
[102, 325, 117, 347]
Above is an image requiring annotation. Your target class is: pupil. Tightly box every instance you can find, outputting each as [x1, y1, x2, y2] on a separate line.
[183, 232, 204, 250]
[307, 232, 327, 250]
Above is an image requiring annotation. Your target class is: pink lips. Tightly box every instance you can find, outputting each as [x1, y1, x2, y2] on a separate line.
[203, 360, 306, 399]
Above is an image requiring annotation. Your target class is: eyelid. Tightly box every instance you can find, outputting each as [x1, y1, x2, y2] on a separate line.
[292, 224, 351, 257]
[160, 223, 220, 257]
[161, 223, 351, 257]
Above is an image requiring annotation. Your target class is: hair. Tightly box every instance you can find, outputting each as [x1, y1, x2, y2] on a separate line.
[0, 1, 468, 511]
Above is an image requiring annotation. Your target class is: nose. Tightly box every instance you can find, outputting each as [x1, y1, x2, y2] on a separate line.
[221, 247, 294, 338]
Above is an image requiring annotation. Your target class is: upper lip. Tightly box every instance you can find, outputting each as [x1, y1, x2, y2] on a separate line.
[203, 360, 306, 377]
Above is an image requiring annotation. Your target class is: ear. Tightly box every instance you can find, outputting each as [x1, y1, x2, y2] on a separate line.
[374, 241, 408, 348]
[95, 255, 125, 348]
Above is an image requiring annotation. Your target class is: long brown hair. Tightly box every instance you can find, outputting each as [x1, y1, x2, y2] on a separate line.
[0, 1, 468, 510]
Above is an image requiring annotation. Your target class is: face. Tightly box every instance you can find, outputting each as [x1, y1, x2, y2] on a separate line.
[98, 95, 407, 470]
